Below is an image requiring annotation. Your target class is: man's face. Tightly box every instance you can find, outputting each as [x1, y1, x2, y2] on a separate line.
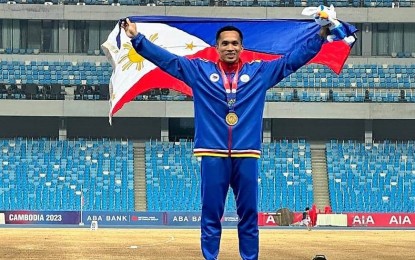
[216, 30, 243, 64]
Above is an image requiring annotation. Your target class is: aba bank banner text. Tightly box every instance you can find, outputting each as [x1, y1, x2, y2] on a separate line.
[83, 211, 165, 225]
[3, 211, 79, 224]
[166, 212, 239, 226]
[348, 213, 415, 227]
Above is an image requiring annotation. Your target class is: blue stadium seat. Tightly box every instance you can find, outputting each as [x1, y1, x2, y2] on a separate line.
[327, 140, 415, 213]
[145, 140, 314, 212]
[0, 138, 134, 211]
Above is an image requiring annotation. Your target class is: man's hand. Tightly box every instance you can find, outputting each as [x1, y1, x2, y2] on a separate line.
[319, 25, 330, 39]
[121, 18, 139, 39]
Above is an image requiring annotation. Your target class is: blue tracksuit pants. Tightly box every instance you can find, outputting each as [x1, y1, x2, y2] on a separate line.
[200, 157, 259, 260]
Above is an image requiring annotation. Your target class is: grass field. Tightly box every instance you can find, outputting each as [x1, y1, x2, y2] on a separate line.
[1, 228, 415, 260]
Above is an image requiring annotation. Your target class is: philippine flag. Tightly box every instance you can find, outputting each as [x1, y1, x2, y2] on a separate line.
[102, 16, 357, 122]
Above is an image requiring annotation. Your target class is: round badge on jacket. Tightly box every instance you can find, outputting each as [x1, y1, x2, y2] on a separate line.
[210, 73, 219, 82]
[240, 74, 250, 82]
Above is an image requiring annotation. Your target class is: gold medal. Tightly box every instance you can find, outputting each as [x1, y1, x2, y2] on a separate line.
[225, 112, 238, 126]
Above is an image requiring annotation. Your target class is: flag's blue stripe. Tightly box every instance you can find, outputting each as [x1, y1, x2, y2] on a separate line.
[116, 21, 122, 49]
[126, 16, 357, 55]
[177, 21, 320, 53]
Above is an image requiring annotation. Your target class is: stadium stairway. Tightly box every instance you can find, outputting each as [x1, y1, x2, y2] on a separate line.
[310, 142, 331, 211]
[133, 142, 147, 211]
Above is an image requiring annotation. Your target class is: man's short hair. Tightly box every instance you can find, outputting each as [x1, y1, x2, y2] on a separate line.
[215, 25, 243, 44]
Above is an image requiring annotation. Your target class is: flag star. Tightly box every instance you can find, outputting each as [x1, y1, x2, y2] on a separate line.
[185, 41, 195, 50]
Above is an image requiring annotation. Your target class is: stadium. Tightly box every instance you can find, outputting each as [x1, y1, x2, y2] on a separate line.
[0, 1, 415, 259]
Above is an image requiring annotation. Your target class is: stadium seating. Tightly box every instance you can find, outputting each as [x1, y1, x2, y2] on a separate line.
[0, 138, 134, 211]
[0, 61, 414, 102]
[3, 137, 415, 213]
[259, 140, 314, 212]
[145, 140, 202, 211]
[278, 64, 415, 90]
[145, 139, 314, 212]
[326, 140, 415, 213]
[0, 61, 413, 102]
[0, 60, 112, 86]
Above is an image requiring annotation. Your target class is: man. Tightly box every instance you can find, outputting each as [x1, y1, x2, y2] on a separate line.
[122, 19, 328, 260]
[302, 207, 313, 231]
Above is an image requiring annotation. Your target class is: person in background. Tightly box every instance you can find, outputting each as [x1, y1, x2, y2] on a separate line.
[302, 207, 313, 231]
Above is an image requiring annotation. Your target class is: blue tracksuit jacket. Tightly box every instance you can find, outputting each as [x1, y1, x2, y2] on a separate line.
[131, 33, 324, 158]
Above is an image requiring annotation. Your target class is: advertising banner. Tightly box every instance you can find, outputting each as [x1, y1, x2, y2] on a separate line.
[4, 211, 79, 224]
[82, 211, 165, 226]
[347, 213, 415, 227]
[5, 210, 415, 228]
[259, 212, 303, 226]
[166, 212, 239, 227]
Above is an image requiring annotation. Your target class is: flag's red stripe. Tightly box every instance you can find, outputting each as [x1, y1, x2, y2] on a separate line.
[112, 47, 283, 115]
[311, 41, 351, 75]
[111, 42, 350, 115]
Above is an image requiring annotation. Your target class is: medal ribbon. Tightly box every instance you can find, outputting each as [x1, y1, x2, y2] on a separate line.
[218, 62, 240, 156]
[218, 62, 240, 113]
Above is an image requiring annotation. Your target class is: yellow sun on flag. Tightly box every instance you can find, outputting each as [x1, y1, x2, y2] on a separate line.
[185, 41, 195, 51]
[118, 33, 159, 71]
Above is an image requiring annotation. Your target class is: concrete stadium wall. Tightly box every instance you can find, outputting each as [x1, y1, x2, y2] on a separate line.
[0, 116, 162, 139]
[373, 120, 415, 140]
[271, 119, 365, 141]
[271, 119, 415, 141]
[1, 115, 415, 141]
[66, 117, 162, 139]
[1, 100, 415, 119]
[0, 116, 60, 138]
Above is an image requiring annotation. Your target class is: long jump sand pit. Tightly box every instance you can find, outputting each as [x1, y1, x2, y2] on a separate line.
[1, 228, 414, 259]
